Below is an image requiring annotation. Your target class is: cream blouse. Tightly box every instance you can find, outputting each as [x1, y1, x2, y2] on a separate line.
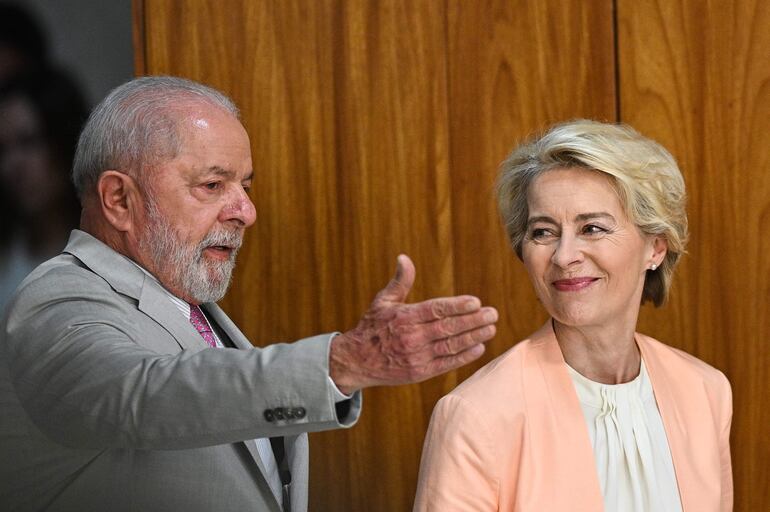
[567, 360, 683, 512]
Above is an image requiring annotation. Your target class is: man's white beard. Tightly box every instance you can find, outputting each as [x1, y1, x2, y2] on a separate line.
[140, 198, 242, 304]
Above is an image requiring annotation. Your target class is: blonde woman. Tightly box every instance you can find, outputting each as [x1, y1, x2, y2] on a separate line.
[414, 120, 732, 511]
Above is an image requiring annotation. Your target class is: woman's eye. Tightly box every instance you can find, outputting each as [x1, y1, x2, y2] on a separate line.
[583, 224, 606, 235]
[530, 228, 555, 240]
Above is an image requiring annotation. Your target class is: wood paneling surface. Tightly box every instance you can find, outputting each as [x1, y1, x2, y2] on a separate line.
[445, 0, 615, 384]
[142, 1, 456, 509]
[136, 0, 768, 510]
[618, 1, 770, 508]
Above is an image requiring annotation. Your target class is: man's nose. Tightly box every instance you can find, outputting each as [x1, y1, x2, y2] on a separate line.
[220, 187, 257, 228]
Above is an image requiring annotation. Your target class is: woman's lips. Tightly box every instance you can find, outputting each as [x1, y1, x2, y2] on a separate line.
[551, 277, 599, 292]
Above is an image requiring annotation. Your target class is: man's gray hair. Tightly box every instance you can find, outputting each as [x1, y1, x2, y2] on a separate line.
[72, 75, 239, 199]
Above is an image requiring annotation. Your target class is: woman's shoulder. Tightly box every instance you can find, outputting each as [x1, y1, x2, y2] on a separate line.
[429, 341, 533, 435]
[637, 333, 731, 391]
[446, 324, 554, 410]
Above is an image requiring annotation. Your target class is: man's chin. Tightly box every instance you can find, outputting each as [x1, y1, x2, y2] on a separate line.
[200, 272, 233, 302]
[171, 265, 233, 304]
[186, 285, 229, 304]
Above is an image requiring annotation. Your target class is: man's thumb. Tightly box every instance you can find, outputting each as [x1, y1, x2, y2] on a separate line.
[377, 254, 415, 304]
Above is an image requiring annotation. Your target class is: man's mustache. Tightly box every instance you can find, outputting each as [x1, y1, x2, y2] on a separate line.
[198, 229, 243, 252]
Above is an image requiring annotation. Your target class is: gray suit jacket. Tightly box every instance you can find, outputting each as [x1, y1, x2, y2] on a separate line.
[0, 230, 362, 511]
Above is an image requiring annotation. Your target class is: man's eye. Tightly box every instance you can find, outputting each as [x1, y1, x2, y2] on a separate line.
[204, 182, 221, 190]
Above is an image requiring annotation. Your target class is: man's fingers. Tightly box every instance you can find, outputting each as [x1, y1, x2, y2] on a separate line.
[331, 274, 498, 391]
[419, 307, 498, 340]
[429, 343, 487, 377]
[432, 324, 497, 357]
[407, 295, 483, 323]
[375, 254, 415, 304]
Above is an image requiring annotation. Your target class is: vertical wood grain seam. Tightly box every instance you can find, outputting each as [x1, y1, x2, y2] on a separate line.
[612, 0, 621, 122]
[443, 0, 458, 297]
[131, 0, 147, 76]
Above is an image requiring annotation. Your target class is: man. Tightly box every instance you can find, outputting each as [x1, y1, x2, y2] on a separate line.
[0, 76, 497, 512]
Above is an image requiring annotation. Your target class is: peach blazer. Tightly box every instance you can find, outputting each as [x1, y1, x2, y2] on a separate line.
[414, 321, 732, 511]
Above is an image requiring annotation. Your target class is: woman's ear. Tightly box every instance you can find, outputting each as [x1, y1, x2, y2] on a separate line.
[649, 236, 668, 269]
[96, 170, 141, 232]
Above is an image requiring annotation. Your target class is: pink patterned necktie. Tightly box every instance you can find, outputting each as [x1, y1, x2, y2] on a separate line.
[189, 304, 218, 348]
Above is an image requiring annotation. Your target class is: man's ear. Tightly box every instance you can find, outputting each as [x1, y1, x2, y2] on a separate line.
[97, 170, 141, 232]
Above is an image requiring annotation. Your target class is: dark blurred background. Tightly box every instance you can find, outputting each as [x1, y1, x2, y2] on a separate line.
[0, 0, 132, 313]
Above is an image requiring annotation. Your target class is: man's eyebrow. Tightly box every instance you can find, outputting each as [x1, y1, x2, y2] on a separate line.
[195, 166, 253, 181]
[526, 212, 615, 227]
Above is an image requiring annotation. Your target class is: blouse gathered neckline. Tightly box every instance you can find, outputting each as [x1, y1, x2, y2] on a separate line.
[567, 359, 684, 512]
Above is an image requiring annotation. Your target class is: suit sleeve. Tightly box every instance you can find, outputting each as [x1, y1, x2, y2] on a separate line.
[413, 394, 503, 511]
[2, 265, 362, 450]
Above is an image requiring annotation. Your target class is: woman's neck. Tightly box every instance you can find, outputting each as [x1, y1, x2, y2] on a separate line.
[553, 319, 641, 384]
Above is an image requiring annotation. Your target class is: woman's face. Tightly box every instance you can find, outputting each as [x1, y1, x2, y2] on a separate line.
[521, 167, 665, 330]
[0, 95, 65, 216]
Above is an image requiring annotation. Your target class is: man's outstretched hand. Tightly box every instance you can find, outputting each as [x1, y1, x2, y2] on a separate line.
[329, 254, 498, 395]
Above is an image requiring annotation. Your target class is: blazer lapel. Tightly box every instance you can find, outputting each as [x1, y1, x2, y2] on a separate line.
[524, 322, 605, 511]
[203, 304, 254, 349]
[63, 229, 206, 351]
[203, 304, 287, 511]
[286, 434, 308, 512]
[240, 438, 283, 512]
[638, 337, 713, 511]
[65, 231, 286, 510]
[136, 279, 205, 351]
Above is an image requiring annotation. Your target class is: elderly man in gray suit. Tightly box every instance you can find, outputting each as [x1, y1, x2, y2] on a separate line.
[0, 76, 498, 512]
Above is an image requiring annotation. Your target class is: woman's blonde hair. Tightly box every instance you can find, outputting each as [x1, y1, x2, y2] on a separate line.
[496, 119, 688, 306]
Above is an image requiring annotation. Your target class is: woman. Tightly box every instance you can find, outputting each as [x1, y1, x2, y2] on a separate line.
[0, 67, 88, 313]
[413, 120, 732, 511]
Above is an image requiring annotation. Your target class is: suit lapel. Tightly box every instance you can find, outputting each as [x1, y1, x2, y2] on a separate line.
[63, 229, 207, 351]
[286, 434, 308, 512]
[202, 304, 287, 512]
[241, 438, 282, 511]
[66, 231, 295, 511]
[136, 278, 204, 351]
[203, 304, 254, 349]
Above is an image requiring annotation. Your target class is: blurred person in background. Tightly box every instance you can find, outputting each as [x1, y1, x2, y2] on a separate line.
[0, 2, 49, 83]
[0, 67, 89, 313]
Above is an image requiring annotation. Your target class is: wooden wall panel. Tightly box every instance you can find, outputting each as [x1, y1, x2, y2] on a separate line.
[445, 0, 616, 385]
[138, 2, 614, 510]
[618, 0, 770, 509]
[136, 0, 767, 510]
